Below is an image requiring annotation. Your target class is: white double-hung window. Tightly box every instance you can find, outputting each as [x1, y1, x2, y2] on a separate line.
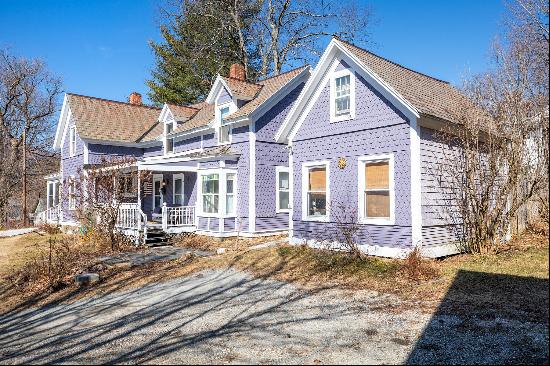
[358, 154, 395, 224]
[202, 173, 219, 214]
[330, 69, 355, 122]
[165, 122, 174, 154]
[276, 167, 290, 212]
[302, 162, 330, 221]
[226, 173, 235, 215]
[218, 105, 231, 144]
[69, 126, 76, 156]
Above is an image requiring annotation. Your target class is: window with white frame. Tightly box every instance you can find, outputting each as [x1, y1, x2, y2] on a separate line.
[226, 173, 235, 215]
[305, 165, 328, 218]
[68, 177, 76, 210]
[173, 174, 184, 205]
[201, 173, 219, 213]
[358, 155, 394, 223]
[165, 122, 174, 154]
[276, 167, 290, 212]
[330, 69, 355, 122]
[69, 126, 76, 156]
[218, 106, 231, 144]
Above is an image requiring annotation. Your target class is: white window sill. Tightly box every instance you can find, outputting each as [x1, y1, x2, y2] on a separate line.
[330, 113, 354, 123]
[359, 218, 395, 226]
[276, 209, 291, 214]
[302, 215, 330, 222]
[198, 212, 221, 218]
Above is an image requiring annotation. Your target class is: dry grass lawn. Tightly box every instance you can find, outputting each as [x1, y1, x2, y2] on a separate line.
[1, 232, 548, 323]
[0, 232, 61, 277]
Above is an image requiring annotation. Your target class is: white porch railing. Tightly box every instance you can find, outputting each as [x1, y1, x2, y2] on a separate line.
[35, 204, 61, 225]
[116, 203, 147, 230]
[162, 203, 195, 230]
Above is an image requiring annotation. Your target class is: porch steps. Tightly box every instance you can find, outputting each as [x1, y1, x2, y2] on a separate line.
[144, 227, 170, 247]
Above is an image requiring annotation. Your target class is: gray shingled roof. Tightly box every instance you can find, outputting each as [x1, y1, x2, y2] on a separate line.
[338, 40, 468, 123]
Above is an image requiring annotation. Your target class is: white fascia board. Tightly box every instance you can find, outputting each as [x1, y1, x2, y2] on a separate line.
[170, 125, 214, 141]
[140, 153, 238, 166]
[276, 39, 420, 143]
[158, 104, 173, 123]
[53, 94, 70, 150]
[206, 75, 233, 104]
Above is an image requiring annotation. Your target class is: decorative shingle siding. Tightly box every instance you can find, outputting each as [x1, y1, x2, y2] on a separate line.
[87, 144, 143, 164]
[61, 114, 84, 222]
[216, 86, 232, 105]
[174, 135, 201, 153]
[144, 145, 163, 158]
[420, 127, 463, 246]
[291, 61, 413, 248]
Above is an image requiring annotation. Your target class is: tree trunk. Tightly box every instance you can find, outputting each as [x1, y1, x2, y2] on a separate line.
[22, 130, 27, 226]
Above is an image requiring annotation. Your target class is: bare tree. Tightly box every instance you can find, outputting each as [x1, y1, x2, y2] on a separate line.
[73, 157, 151, 249]
[431, 1, 549, 253]
[0, 50, 62, 226]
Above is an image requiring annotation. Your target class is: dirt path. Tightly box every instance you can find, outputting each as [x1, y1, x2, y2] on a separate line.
[0, 268, 547, 364]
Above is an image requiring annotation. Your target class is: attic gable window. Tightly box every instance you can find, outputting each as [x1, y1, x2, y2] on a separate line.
[165, 122, 174, 154]
[330, 69, 355, 122]
[218, 105, 231, 144]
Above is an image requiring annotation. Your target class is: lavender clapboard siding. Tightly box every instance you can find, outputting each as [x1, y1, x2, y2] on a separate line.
[174, 135, 201, 153]
[420, 127, 464, 246]
[87, 144, 143, 164]
[60, 114, 84, 222]
[291, 61, 413, 248]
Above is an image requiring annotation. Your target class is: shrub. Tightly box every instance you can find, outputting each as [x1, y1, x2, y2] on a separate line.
[401, 247, 439, 282]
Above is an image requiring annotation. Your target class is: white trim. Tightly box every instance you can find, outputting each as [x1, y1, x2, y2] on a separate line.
[248, 122, 256, 232]
[197, 168, 238, 218]
[79, 137, 161, 148]
[289, 237, 410, 258]
[173, 173, 185, 206]
[215, 101, 235, 145]
[206, 75, 233, 104]
[288, 144, 294, 237]
[275, 166, 290, 213]
[330, 68, 356, 123]
[53, 94, 69, 150]
[357, 153, 395, 225]
[69, 125, 76, 157]
[410, 116, 423, 247]
[152, 174, 163, 211]
[276, 39, 420, 144]
[301, 160, 330, 222]
[163, 110, 177, 156]
[83, 140, 89, 164]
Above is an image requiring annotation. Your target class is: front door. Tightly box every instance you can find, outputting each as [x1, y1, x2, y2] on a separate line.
[153, 174, 163, 210]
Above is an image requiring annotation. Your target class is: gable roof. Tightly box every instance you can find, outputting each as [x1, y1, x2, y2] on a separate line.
[166, 104, 200, 122]
[65, 93, 161, 144]
[276, 39, 470, 143]
[226, 66, 310, 122]
[338, 40, 468, 123]
[221, 77, 263, 100]
[172, 103, 215, 134]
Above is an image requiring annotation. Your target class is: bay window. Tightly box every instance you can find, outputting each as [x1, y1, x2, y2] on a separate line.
[202, 174, 219, 214]
[226, 173, 235, 215]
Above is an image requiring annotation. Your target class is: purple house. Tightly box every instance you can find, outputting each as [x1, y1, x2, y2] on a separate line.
[276, 39, 467, 258]
[38, 39, 467, 257]
[39, 64, 310, 242]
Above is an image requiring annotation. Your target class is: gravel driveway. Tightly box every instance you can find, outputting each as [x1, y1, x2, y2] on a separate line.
[0, 268, 547, 364]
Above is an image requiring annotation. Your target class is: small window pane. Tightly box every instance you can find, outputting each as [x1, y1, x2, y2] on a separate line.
[202, 174, 219, 194]
[279, 172, 289, 190]
[308, 167, 326, 191]
[366, 191, 390, 218]
[308, 192, 326, 216]
[226, 195, 234, 214]
[365, 161, 389, 189]
[279, 191, 289, 210]
[203, 195, 219, 213]
[226, 174, 235, 194]
[219, 125, 230, 143]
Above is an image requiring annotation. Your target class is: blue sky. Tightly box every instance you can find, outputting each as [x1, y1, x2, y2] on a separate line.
[0, 0, 505, 105]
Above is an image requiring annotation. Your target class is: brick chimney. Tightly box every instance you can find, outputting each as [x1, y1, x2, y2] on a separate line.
[129, 92, 142, 105]
[229, 64, 246, 81]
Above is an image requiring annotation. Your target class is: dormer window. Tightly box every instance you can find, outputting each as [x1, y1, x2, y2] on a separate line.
[165, 122, 174, 154]
[330, 69, 355, 122]
[218, 105, 231, 144]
